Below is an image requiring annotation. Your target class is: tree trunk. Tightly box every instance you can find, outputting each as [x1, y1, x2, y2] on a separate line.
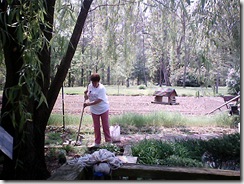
[182, 9, 187, 88]
[0, 0, 93, 180]
[159, 63, 162, 87]
[126, 78, 130, 88]
[216, 72, 219, 94]
[107, 66, 110, 85]
[160, 56, 171, 86]
[81, 68, 84, 86]
[47, 0, 93, 112]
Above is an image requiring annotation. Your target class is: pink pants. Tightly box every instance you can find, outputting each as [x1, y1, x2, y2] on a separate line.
[91, 110, 111, 144]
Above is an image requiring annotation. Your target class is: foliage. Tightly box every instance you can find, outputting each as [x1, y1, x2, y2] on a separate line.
[201, 133, 240, 162]
[48, 111, 236, 133]
[160, 155, 203, 168]
[1, 0, 48, 133]
[46, 0, 240, 88]
[45, 132, 63, 145]
[132, 139, 174, 165]
[100, 143, 122, 155]
[170, 67, 202, 87]
[110, 111, 234, 131]
[226, 68, 240, 95]
[131, 133, 240, 169]
[138, 85, 146, 90]
[63, 145, 74, 154]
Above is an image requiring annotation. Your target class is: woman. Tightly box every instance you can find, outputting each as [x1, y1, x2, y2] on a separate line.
[84, 73, 112, 147]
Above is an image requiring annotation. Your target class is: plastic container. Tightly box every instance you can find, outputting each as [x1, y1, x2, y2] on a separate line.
[110, 125, 120, 142]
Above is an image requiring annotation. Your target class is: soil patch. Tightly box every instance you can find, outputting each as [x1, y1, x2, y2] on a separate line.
[53, 95, 230, 116]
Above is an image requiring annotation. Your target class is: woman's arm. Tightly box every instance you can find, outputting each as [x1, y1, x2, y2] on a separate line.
[84, 99, 102, 107]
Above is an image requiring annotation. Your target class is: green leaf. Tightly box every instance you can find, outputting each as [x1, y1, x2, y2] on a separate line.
[17, 25, 23, 44]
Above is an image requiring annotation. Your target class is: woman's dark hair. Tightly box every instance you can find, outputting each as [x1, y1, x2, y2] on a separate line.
[90, 73, 100, 82]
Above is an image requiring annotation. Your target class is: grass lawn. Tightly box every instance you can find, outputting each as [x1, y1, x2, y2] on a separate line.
[62, 85, 229, 97]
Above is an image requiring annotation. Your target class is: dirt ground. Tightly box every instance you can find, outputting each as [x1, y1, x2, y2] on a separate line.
[52, 94, 239, 145]
[53, 95, 231, 116]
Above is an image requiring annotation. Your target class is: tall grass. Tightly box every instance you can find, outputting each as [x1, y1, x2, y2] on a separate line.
[109, 111, 234, 128]
[47, 111, 235, 129]
[47, 114, 94, 133]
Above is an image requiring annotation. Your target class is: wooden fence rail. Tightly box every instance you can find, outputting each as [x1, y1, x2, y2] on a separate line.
[48, 162, 240, 180]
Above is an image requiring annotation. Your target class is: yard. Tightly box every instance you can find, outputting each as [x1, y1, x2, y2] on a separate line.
[45, 94, 240, 175]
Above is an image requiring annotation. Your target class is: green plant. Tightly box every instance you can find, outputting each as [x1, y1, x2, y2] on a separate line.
[45, 132, 63, 145]
[226, 68, 240, 95]
[170, 67, 201, 87]
[160, 155, 203, 168]
[131, 133, 240, 169]
[138, 85, 146, 90]
[111, 111, 233, 129]
[46, 148, 58, 161]
[203, 133, 240, 162]
[100, 143, 122, 155]
[63, 145, 74, 154]
[132, 139, 174, 165]
[172, 139, 207, 160]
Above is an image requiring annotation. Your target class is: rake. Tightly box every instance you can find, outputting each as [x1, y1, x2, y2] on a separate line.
[75, 99, 86, 146]
[75, 85, 89, 146]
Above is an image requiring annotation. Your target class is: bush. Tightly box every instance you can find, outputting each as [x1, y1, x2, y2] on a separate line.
[226, 68, 240, 95]
[160, 155, 203, 168]
[131, 133, 240, 169]
[202, 133, 240, 162]
[138, 85, 146, 90]
[170, 67, 201, 87]
[132, 139, 174, 165]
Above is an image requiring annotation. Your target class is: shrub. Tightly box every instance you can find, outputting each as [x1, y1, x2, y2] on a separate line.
[160, 155, 203, 168]
[226, 68, 240, 95]
[131, 133, 240, 169]
[170, 67, 201, 87]
[132, 139, 174, 165]
[138, 85, 146, 90]
[202, 133, 240, 162]
[45, 132, 63, 145]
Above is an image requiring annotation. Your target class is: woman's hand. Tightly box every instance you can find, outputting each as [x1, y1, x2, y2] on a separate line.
[83, 102, 90, 108]
[83, 99, 102, 108]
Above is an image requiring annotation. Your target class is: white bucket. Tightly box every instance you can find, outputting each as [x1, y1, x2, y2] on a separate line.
[110, 125, 120, 142]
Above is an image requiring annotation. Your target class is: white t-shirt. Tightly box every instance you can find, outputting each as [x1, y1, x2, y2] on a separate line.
[87, 83, 109, 115]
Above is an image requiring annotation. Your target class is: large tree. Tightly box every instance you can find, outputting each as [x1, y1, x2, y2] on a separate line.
[0, 0, 93, 180]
